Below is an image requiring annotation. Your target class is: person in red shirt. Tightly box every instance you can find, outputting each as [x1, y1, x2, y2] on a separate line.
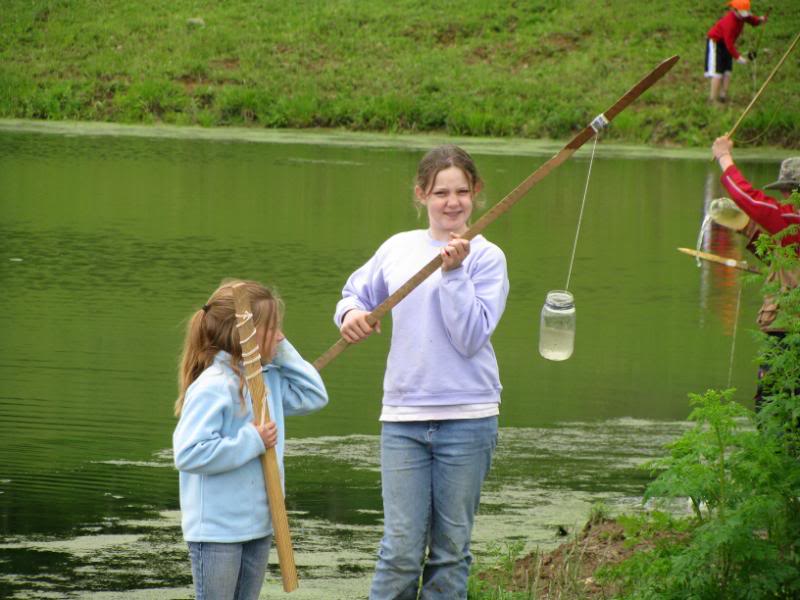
[712, 136, 800, 251]
[712, 135, 800, 409]
[705, 0, 766, 103]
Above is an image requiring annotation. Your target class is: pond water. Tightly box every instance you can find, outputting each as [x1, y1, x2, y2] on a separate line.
[0, 121, 782, 598]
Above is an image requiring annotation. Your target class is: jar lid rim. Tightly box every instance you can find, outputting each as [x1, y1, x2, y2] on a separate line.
[545, 290, 574, 307]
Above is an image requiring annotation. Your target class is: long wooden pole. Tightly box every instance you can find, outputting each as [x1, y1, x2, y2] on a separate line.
[677, 247, 760, 274]
[727, 30, 800, 139]
[232, 283, 299, 592]
[313, 55, 680, 371]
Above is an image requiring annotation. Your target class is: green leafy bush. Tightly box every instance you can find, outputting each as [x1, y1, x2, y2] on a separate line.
[605, 199, 800, 598]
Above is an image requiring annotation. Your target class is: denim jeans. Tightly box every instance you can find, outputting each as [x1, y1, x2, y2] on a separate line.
[369, 416, 498, 600]
[188, 535, 272, 600]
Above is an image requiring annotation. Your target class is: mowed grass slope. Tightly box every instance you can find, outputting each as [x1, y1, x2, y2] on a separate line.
[1, 0, 798, 145]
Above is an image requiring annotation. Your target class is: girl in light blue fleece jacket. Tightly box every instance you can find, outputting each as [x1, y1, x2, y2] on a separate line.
[173, 280, 327, 600]
[335, 146, 509, 600]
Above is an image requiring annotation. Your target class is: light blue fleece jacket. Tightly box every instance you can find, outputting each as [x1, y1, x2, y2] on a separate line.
[335, 229, 509, 407]
[173, 339, 327, 543]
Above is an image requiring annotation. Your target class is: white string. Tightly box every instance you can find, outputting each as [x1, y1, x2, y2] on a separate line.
[726, 284, 743, 388]
[235, 312, 253, 330]
[239, 328, 256, 344]
[565, 134, 600, 291]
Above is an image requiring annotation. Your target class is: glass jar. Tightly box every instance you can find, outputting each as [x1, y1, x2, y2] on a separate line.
[539, 290, 575, 361]
[708, 197, 749, 230]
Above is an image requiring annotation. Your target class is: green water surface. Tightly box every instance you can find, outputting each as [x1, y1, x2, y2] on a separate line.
[0, 122, 778, 598]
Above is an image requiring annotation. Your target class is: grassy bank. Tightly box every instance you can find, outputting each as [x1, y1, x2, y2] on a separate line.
[466, 509, 686, 600]
[1, 1, 798, 146]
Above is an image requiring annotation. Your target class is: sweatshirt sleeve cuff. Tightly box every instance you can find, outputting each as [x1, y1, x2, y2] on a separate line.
[440, 266, 467, 282]
[334, 297, 367, 327]
[244, 422, 266, 454]
[271, 338, 299, 366]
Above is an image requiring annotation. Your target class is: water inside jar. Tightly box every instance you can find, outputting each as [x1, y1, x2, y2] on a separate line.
[539, 290, 575, 361]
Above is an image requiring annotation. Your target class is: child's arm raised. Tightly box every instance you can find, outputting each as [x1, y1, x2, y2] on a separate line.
[439, 243, 509, 358]
[271, 338, 329, 416]
[173, 379, 266, 475]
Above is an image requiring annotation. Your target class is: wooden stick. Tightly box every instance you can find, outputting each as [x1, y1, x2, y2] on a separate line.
[677, 247, 760, 274]
[727, 30, 800, 139]
[313, 55, 680, 371]
[231, 283, 299, 592]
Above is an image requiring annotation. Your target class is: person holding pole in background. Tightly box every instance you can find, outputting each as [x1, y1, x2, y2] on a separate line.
[173, 280, 328, 600]
[712, 136, 800, 409]
[335, 145, 508, 599]
[705, 0, 767, 104]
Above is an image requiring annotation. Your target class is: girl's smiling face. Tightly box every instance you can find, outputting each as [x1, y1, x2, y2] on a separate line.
[416, 166, 480, 241]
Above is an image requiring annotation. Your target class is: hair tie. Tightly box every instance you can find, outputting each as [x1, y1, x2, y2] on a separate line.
[202, 304, 210, 313]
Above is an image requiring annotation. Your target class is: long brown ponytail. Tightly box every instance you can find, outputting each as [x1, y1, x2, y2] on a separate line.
[175, 279, 283, 416]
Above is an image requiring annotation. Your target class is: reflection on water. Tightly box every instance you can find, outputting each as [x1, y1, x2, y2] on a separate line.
[698, 170, 750, 339]
[0, 125, 780, 597]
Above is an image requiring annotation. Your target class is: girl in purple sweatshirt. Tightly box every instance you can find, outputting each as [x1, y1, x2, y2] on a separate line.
[335, 145, 509, 599]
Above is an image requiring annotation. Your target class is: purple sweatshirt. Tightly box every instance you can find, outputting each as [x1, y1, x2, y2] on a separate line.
[335, 229, 509, 407]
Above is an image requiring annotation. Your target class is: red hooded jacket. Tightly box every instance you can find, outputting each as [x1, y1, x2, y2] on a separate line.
[721, 165, 800, 331]
[707, 10, 762, 60]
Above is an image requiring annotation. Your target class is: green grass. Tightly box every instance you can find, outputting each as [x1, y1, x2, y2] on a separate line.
[1, 0, 798, 146]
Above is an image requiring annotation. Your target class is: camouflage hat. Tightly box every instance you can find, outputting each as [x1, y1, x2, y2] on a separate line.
[764, 157, 800, 192]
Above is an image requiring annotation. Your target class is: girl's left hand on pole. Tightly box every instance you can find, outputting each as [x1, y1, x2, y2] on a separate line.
[254, 420, 278, 449]
[441, 233, 470, 271]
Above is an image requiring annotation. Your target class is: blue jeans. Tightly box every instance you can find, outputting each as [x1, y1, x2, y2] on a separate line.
[369, 417, 498, 600]
[188, 535, 272, 600]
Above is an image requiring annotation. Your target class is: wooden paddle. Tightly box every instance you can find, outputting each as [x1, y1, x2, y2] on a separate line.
[678, 247, 760, 274]
[313, 55, 680, 371]
[232, 282, 299, 592]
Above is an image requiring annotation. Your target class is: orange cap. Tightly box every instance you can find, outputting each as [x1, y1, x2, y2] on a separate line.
[729, 0, 751, 10]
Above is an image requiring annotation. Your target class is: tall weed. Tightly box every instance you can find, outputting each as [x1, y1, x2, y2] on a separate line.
[606, 198, 800, 598]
